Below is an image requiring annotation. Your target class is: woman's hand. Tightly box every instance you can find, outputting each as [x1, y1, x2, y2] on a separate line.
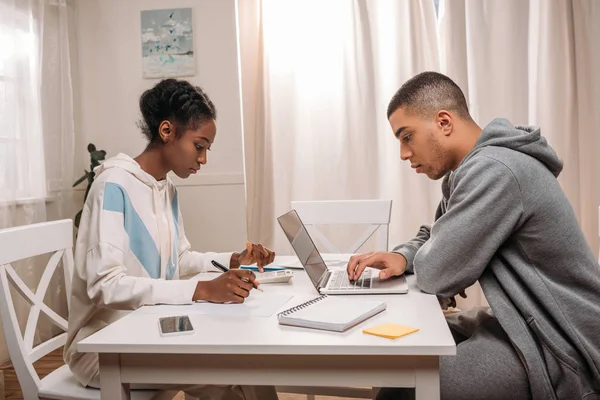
[193, 269, 259, 303]
[230, 241, 276, 272]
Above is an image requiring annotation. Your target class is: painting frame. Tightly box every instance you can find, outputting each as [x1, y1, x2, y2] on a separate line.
[140, 7, 195, 79]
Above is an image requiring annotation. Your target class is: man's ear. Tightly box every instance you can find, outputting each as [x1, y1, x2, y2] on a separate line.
[437, 110, 453, 136]
[158, 121, 174, 143]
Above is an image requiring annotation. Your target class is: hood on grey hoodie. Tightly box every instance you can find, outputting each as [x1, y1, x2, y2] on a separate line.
[466, 117, 564, 177]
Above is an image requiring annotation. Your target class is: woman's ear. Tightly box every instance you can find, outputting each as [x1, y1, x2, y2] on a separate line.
[158, 121, 174, 143]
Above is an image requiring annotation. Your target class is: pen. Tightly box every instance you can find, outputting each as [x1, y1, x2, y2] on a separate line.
[240, 265, 285, 272]
[211, 260, 263, 292]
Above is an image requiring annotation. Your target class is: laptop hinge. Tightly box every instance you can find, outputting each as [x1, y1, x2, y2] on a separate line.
[317, 270, 331, 290]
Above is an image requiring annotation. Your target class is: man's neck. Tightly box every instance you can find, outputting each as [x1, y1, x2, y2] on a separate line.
[452, 121, 483, 170]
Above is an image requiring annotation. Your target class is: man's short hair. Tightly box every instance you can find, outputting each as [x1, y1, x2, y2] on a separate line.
[387, 71, 471, 120]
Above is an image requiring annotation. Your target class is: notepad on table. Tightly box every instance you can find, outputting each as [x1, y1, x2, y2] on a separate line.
[277, 295, 386, 332]
[363, 323, 419, 339]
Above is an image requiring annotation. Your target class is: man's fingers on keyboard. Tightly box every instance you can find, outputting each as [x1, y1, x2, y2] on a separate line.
[347, 252, 375, 280]
[353, 255, 374, 280]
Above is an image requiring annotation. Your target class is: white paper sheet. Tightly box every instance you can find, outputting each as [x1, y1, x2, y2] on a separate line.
[138, 292, 294, 318]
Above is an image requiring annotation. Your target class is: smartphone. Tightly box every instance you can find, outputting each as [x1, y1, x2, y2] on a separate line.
[158, 315, 194, 337]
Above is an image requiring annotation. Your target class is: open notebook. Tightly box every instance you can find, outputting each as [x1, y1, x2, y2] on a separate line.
[277, 295, 386, 332]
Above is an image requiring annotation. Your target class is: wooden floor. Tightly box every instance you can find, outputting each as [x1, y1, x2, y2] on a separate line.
[0, 349, 357, 400]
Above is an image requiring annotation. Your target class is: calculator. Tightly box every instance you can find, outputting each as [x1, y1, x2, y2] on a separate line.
[255, 269, 294, 284]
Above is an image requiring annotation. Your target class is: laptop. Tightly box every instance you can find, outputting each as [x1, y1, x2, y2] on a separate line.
[277, 209, 408, 295]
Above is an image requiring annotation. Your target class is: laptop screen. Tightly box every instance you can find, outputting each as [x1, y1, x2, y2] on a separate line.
[277, 209, 328, 289]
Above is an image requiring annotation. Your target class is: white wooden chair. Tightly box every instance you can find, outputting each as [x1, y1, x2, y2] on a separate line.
[0, 219, 171, 400]
[278, 200, 391, 400]
[292, 199, 393, 253]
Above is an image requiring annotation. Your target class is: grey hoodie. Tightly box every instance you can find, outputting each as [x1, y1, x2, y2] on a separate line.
[394, 118, 600, 399]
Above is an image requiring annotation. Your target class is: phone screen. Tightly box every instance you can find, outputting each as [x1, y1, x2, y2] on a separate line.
[159, 315, 194, 334]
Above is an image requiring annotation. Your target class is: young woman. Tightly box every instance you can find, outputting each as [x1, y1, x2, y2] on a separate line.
[64, 79, 278, 399]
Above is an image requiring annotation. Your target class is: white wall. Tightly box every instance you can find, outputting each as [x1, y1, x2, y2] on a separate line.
[76, 0, 247, 252]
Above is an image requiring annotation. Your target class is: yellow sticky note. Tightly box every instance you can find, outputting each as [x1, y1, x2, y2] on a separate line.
[363, 323, 419, 339]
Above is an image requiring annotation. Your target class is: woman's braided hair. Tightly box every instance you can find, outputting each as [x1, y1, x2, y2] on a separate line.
[138, 79, 216, 143]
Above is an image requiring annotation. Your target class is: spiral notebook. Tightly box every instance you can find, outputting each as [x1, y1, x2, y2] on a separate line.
[277, 295, 386, 332]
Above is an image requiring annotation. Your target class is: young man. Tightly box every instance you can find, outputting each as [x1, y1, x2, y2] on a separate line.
[347, 72, 600, 400]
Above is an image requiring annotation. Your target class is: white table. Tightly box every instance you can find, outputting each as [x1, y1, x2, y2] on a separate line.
[77, 255, 455, 400]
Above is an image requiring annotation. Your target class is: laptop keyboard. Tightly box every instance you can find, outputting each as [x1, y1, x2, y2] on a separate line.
[328, 270, 372, 290]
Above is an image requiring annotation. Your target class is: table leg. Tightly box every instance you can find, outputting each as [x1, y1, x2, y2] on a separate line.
[415, 357, 440, 400]
[99, 353, 130, 400]
[0, 369, 4, 400]
[371, 387, 380, 399]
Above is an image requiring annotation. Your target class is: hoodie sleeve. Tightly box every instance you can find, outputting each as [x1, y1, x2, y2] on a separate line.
[391, 225, 431, 274]
[413, 156, 524, 297]
[86, 243, 198, 309]
[82, 180, 199, 310]
[172, 193, 233, 279]
[391, 200, 446, 274]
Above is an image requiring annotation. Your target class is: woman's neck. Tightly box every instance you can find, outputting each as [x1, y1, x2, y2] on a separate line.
[134, 145, 169, 181]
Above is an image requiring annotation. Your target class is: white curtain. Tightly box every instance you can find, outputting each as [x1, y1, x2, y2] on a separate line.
[240, 0, 600, 311]
[438, 0, 600, 263]
[0, 0, 77, 365]
[239, 0, 441, 255]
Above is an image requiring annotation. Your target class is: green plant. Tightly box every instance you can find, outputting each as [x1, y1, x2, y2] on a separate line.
[73, 143, 106, 228]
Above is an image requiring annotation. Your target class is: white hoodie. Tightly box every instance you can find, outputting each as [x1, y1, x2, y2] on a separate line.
[64, 153, 233, 386]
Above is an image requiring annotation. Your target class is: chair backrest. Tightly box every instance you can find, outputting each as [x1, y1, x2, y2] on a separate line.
[291, 200, 392, 254]
[0, 219, 74, 399]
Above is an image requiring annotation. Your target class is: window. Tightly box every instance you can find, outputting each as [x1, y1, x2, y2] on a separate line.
[0, 2, 46, 201]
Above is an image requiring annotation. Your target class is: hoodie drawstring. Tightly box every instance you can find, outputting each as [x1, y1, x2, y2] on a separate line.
[165, 183, 175, 275]
[151, 183, 166, 280]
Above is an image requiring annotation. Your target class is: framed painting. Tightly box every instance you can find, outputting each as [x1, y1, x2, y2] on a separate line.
[141, 8, 195, 78]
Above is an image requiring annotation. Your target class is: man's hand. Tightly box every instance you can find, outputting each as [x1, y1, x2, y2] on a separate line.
[231, 241, 276, 272]
[347, 252, 408, 281]
[438, 290, 468, 310]
[193, 269, 260, 303]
